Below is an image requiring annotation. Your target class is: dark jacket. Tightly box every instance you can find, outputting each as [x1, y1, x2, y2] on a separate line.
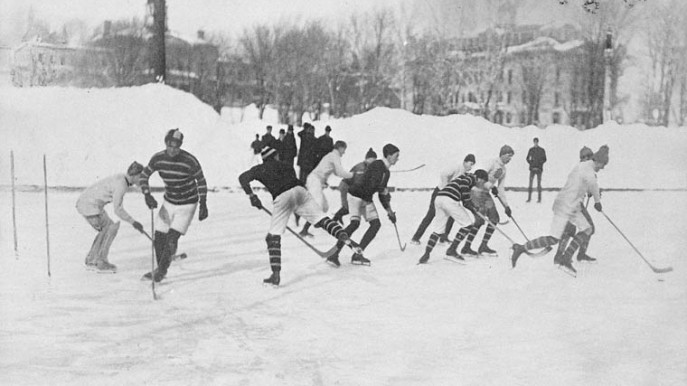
[283, 132, 297, 162]
[526, 146, 547, 171]
[250, 139, 263, 154]
[314, 135, 334, 167]
[297, 129, 317, 170]
[238, 158, 302, 200]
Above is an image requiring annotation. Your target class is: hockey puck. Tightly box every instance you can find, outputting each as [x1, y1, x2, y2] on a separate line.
[657, 278, 665, 282]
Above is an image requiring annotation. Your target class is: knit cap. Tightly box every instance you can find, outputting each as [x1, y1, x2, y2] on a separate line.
[365, 148, 377, 159]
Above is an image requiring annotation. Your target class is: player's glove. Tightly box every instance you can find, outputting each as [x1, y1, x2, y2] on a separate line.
[594, 202, 603, 212]
[144, 193, 158, 209]
[132, 221, 144, 233]
[491, 186, 499, 197]
[250, 194, 263, 210]
[387, 211, 397, 224]
[504, 206, 512, 218]
[199, 200, 208, 221]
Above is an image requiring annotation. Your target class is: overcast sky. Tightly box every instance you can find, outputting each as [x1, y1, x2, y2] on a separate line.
[0, 0, 404, 42]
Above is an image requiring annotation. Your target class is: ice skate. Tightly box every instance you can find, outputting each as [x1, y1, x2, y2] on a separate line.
[326, 253, 341, 268]
[351, 253, 371, 266]
[263, 271, 280, 286]
[511, 244, 525, 268]
[577, 254, 597, 263]
[141, 268, 166, 282]
[95, 260, 117, 274]
[417, 253, 430, 264]
[444, 250, 466, 264]
[478, 244, 498, 257]
[460, 245, 478, 258]
[557, 260, 577, 278]
[410, 239, 421, 246]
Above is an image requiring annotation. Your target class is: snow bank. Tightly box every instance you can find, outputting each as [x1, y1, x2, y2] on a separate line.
[2, 86, 687, 190]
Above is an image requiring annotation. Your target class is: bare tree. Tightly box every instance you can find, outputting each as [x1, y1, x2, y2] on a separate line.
[240, 25, 277, 119]
[89, 18, 148, 87]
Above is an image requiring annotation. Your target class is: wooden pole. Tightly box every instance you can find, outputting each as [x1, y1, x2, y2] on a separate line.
[43, 154, 51, 277]
[11, 151, 18, 256]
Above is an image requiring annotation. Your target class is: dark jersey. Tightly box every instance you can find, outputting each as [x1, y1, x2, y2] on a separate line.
[437, 174, 474, 203]
[140, 149, 207, 205]
[239, 159, 302, 200]
[348, 159, 390, 205]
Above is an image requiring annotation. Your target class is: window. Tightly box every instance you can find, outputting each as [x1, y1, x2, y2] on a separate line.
[554, 92, 560, 107]
[507, 91, 512, 104]
[556, 67, 561, 82]
[508, 69, 513, 85]
[553, 112, 561, 124]
[522, 90, 527, 104]
[506, 112, 512, 124]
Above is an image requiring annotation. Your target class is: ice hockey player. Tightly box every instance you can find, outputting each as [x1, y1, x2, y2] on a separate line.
[326, 143, 400, 267]
[140, 129, 209, 282]
[238, 145, 359, 286]
[418, 169, 488, 264]
[76, 162, 146, 273]
[299, 140, 354, 237]
[510, 145, 609, 276]
[459, 145, 515, 257]
[410, 154, 476, 245]
[331, 148, 378, 224]
[551, 145, 599, 264]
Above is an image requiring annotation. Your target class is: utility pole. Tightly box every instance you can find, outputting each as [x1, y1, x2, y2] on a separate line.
[148, 0, 166, 83]
[603, 28, 613, 123]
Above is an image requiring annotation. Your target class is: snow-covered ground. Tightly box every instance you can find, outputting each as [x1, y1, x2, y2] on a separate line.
[0, 189, 685, 385]
[1, 85, 686, 384]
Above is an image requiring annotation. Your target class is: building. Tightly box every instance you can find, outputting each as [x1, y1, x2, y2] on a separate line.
[451, 24, 598, 129]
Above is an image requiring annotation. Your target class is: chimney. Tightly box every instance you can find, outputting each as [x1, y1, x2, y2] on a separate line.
[104, 20, 112, 37]
[197, 30, 205, 40]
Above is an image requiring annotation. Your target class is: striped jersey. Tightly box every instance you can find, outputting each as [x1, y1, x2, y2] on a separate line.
[437, 174, 474, 203]
[140, 149, 207, 205]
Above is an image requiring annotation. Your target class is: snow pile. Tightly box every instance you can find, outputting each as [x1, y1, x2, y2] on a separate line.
[2, 85, 687, 190]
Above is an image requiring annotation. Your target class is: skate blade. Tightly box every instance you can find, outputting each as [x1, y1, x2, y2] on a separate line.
[557, 265, 577, 278]
[576, 259, 597, 264]
[351, 261, 371, 266]
[443, 256, 467, 264]
[171, 252, 187, 261]
[478, 253, 498, 258]
[96, 270, 116, 274]
[84, 265, 97, 271]
[262, 282, 280, 287]
[325, 260, 341, 268]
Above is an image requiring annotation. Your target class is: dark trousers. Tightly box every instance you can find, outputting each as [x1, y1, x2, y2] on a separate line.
[528, 169, 543, 201]
[411, 188, 454, 241]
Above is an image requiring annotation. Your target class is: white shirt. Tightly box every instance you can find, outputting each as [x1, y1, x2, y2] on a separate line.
[76, 173, 135, 224]
[310, 150, 353, 184]
[484, 157, 509, 206]
[438, 163, 468, 189]
[553, 160, 601, 217]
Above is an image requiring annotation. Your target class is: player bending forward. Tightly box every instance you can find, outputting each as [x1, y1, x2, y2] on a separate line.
[418, 169, 488, 264]
[239, 145, 360, 286]
[511, 145, 609, 276]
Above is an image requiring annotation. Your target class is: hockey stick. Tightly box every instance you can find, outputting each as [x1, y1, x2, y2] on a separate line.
[602, 212, 673, 274]
[392, 223, 406, 251]
[475, 212, 551, 258]
[510, 216, 531, 242]
[261, 208, 339, 258]
[150, 209, 158, 300]
[392, 164, 426, 173]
